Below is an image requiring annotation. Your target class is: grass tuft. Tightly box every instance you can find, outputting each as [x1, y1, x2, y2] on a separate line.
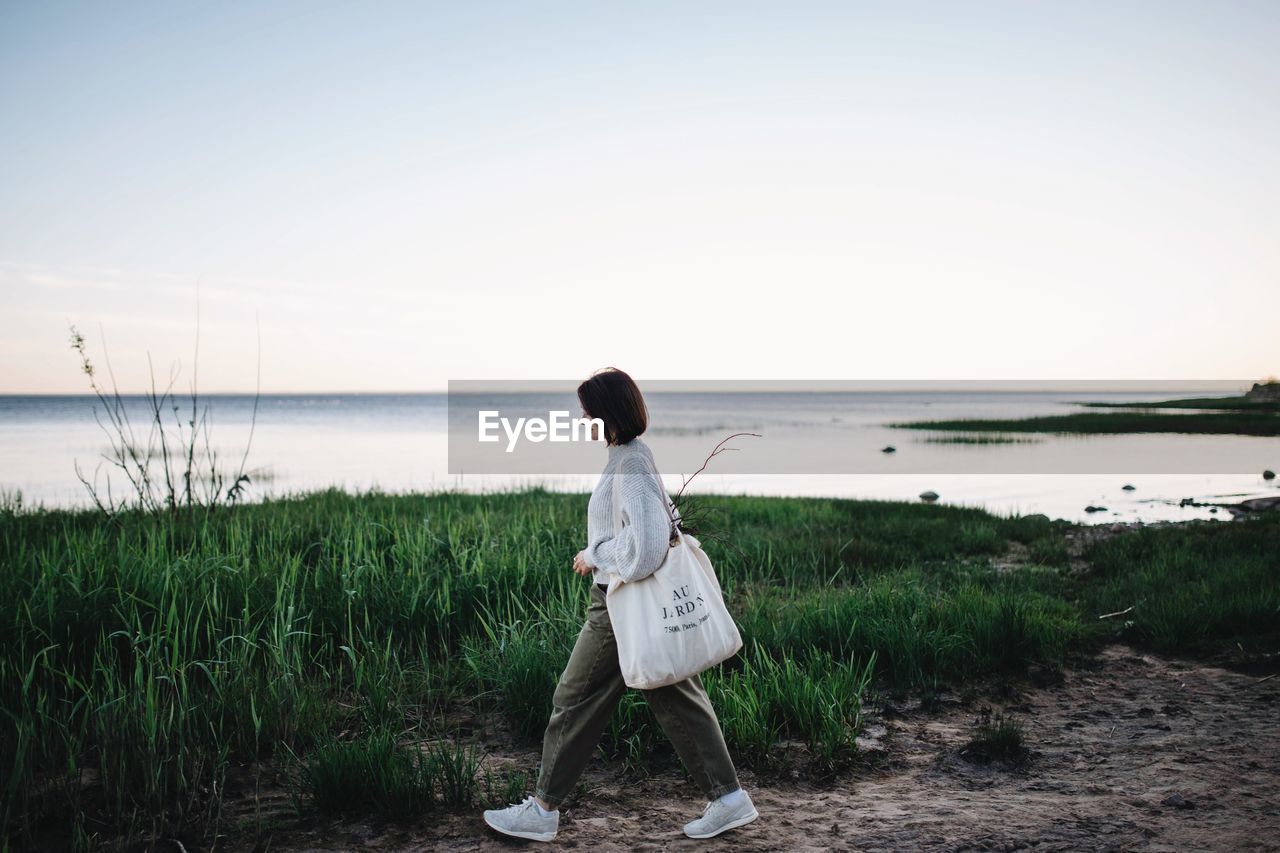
[960, 708, 1028, 766]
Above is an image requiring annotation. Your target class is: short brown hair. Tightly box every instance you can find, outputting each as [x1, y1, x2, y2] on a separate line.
[577, 367, 648, 446]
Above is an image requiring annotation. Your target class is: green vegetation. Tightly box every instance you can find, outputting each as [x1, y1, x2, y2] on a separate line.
[292, 729, 482, 819]
[960, 709, 1028, 766]
[891, 411, 1280, 436]
[1080, 513, 1280, 656]
[1, 488, 1275, 849]
[1082, 393, 1280, 413]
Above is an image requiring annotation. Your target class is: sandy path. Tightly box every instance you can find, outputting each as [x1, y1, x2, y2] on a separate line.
[239, 645, 1277, 852]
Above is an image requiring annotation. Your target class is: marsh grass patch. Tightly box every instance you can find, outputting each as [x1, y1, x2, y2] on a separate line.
[960, 708, 1029, 767]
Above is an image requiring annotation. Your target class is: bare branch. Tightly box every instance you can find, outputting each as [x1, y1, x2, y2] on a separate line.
[673, 432, 761, 506]
[66, 282, 260, 518]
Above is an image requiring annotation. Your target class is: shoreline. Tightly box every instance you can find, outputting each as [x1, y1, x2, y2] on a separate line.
[5, 480, 1278, 526]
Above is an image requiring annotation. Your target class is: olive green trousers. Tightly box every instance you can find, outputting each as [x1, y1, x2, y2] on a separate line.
[533, 583, 740, 808]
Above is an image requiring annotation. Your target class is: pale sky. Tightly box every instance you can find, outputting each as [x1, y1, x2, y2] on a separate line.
[2, 0, 1277, 393]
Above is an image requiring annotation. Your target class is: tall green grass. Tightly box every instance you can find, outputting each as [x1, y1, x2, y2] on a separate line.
[706, 644, 875, 773]
[1, 487, 1270, 849]
[290, 729, 483, 818]
[735, 567, 1080, 690]
[1080, 513, 1280, 655]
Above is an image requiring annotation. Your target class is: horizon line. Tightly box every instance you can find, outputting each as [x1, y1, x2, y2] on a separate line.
[0, 379, 1266, 397]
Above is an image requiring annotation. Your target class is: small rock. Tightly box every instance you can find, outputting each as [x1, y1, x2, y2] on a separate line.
[1210, 507, 1218, 514]
[1161, 793, 1194, 810]
[1264, 469, 1276, 480]
[1236, 496, 1280, 513]
[919, 490, 939, 502]
[881, 445, 896, 453]
[1121, 484, 1136, 491]
[1084, 505, 1108, 513]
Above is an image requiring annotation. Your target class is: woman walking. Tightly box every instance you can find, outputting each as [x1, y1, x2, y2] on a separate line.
[482, 368, 758, 843]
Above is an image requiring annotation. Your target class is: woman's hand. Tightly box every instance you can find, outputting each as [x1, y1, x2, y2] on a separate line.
[572, 550, 594, 577]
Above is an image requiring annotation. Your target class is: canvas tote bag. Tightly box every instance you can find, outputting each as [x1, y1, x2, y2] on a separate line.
[604, 452, 743, 690]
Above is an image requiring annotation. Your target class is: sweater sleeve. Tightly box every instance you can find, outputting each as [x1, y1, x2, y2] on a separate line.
[585, 453, 672, 583]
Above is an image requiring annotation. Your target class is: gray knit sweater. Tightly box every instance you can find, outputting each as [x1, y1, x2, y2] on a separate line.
[584, 437, 676, 586]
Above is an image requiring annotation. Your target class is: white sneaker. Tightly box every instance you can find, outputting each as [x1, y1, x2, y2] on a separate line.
[482, 795, 559, 842]
[683, 789, 759, 839]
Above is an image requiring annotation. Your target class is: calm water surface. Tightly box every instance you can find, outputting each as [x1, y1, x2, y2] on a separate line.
[1, 391, 1275, 523]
